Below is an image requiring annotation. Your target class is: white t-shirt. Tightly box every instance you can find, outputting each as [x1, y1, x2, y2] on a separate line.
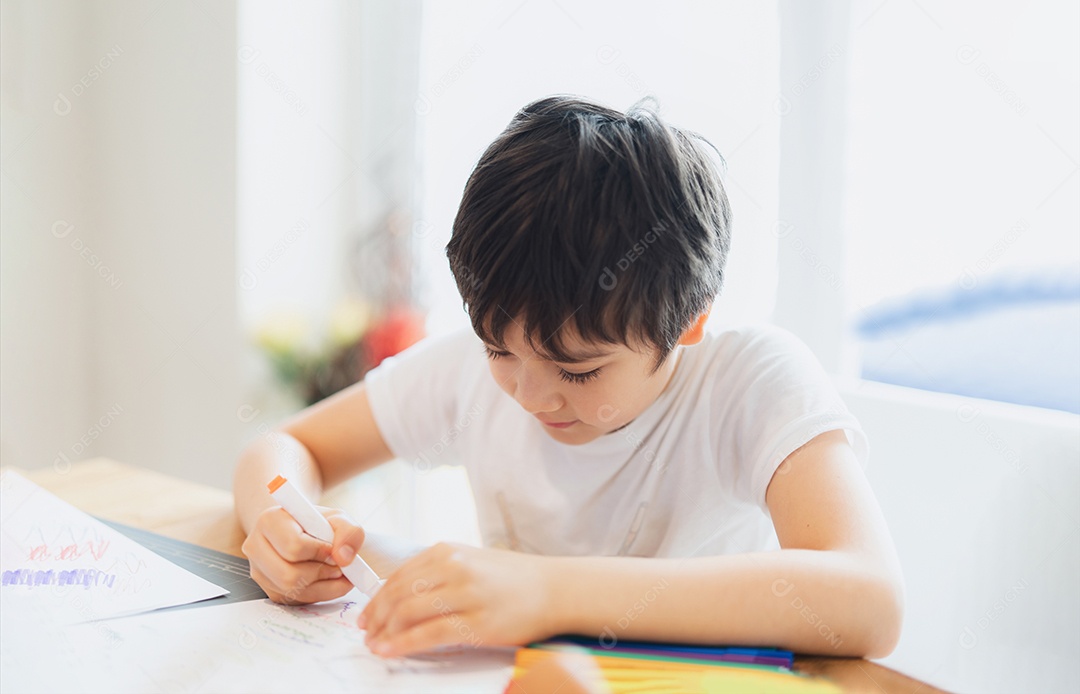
[364, 324, 868, 558]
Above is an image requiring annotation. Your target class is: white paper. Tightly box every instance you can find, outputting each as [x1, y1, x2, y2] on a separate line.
[0, 469, 227, 622]
[2, 592, 516, 693]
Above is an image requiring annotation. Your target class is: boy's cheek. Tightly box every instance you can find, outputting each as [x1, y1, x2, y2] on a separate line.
[592, 401, 624, 429]
[488, 363, 518, 396]
[587, 388, 638, 429]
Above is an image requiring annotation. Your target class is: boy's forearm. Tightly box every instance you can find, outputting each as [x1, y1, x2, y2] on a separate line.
[233, 432, 324, 534]
[544, 549, 903, 658]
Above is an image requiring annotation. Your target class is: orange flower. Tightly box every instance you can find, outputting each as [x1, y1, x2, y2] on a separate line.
[364, 308, 425, 369]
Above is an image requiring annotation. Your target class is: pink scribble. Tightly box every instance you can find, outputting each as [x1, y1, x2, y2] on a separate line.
[23, 539, 112, 562]
[88, 540, 109, 560]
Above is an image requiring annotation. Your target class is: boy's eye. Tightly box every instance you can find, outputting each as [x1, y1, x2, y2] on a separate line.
[558, 368, 602, 385]
[486, 346, 602, 385]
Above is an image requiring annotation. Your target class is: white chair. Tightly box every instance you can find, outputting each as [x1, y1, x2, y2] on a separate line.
[842, 379, 1079, 693]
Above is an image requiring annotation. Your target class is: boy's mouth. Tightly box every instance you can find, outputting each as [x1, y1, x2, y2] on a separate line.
[536, 417, 578, 429]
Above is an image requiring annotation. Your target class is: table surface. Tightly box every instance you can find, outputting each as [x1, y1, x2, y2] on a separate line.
[14, 458, 947, 694]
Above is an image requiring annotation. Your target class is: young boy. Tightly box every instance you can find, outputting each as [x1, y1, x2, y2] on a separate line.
[233, 96, 904, 660]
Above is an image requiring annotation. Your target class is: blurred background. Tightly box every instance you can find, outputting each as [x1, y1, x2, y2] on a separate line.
[1, 1, 1077, 691]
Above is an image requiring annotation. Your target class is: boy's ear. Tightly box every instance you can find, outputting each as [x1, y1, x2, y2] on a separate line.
[677, 309, 711, 346]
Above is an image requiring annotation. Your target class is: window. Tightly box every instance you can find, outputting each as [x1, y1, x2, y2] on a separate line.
[844, 0, 1079, 412]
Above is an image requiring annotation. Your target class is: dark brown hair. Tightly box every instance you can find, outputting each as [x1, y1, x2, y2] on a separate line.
[446, 95, 732, 368]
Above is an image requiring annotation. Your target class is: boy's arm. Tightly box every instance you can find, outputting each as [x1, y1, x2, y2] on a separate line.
[233, 380, 394, 533]
[546, 429, 904, 658]
[359, 429, 904, 659]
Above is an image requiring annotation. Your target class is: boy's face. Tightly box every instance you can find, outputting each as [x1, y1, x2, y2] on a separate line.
[483, 322, 680, 445]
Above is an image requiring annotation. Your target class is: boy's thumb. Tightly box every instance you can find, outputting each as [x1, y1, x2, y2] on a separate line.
[327, 516, 366, 567]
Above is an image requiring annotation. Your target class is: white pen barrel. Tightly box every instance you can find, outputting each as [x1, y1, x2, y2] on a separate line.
[342, 563, 384, 597]
[270, 481, 334, 543]
[268, 476, 385, 598]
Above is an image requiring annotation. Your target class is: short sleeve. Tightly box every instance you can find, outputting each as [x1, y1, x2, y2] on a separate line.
[363, 328, 481, 466]
[718, 326, 869, 510]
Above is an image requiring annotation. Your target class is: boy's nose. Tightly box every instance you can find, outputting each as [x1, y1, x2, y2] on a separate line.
[512, 365, 562, 414]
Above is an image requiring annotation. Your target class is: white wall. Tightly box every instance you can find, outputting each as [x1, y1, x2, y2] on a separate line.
[1, 0, 244, 489]
[1, 0, 95, 478]
[846, 381, 1080, 693]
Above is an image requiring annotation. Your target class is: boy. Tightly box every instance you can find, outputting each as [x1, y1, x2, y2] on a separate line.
[234, 96, 904, 660]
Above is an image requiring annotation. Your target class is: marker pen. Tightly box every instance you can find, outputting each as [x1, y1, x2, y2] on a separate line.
[267, 475, 384, 598]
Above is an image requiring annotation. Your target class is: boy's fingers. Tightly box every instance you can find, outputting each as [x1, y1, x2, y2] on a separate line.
[249, 566, 285, 603]
[246, 532, 342, 597]
[374, 590, 450, 643]
[286, 576, 355, 605]
[362, 563, 448, 638]
[263, 507, 332, 562]
[327, 515, 366, 566]
[255, 569, 351, 605]
[258, 563, 346, 603]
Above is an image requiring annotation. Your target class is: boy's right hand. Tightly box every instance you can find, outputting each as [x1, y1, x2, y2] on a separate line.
[241, 505, 366, 605]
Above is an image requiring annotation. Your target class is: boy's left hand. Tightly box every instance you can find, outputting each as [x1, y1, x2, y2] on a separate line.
[355, 542, 558, 657]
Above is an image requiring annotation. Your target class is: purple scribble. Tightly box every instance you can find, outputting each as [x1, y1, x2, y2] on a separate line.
[2, 567, 117, 589]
